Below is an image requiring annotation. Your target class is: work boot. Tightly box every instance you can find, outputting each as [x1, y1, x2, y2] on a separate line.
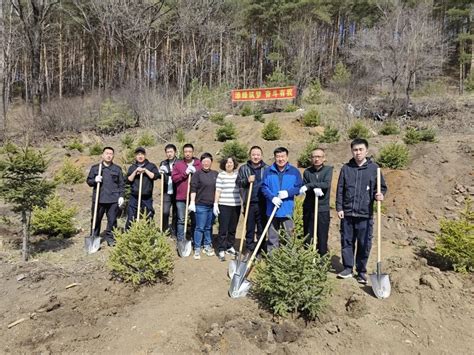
[337, 268, 353, 279]
[218, 251, 225, 261]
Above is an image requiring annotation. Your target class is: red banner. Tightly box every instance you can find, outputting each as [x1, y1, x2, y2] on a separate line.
[231, 86, 296, 102]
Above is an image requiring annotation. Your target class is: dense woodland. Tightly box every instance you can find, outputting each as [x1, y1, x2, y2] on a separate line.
[0, 0, 472, 140]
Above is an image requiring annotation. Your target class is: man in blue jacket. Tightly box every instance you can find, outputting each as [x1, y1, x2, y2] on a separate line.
[262, 147, 303, 253]
[336, 138, 387, 284]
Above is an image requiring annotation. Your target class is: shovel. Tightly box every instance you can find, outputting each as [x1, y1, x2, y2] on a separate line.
[160, 172, 165, 231]
[177, 175, 192, 257]
[229, 204, 278, 298]
[136, 172, 143, 221]
[370, 168, 391, 299]
[312, 195, 318, 262]
[228, 181, 253, 279]
[85, 163, 102, 254]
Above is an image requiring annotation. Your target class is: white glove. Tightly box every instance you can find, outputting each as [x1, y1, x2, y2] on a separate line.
[188, 201, 196, 212]
[95, 175, 102, 183]
[272, 197, 283, 208]
[314, 188, 324, 197]
[299, 186, 308, 195]
[278, 190, 289, 199]
[186, 166, 196, 175]
[213, 203, 220, 217]
[159, 165, 168, 174]
[118, 197, 124, 208]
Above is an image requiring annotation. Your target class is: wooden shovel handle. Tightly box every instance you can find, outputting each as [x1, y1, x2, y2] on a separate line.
[91, 163, 102, 233]
[246, 205, 278, 269]
[377, 168, 382, 263]
[313, 196, 319, 253]
[160, 172, 165, 231]
[238, 181, 254, 255]
[184, 175, 191, 236]
[137, 172, 143, 221]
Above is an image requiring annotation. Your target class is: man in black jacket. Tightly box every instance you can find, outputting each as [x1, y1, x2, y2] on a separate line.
[236, 146, 269, 258]
[336, 138, 387, 284]
[125, 147, 159, 229]
[300, 148, 333, 256]
[158, 144, 178, 235]
[86, 146, 124, 246]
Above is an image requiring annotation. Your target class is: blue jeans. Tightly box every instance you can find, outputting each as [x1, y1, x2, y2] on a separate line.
[194, 204, 213, 250]
[176, 201, 195, 242]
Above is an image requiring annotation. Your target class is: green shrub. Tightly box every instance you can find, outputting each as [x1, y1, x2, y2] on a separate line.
[305, 79, 322, 104]
[55, 158, 85, 185]
[210, 112, 226, 125]
[318, 126, 340, 143]
[412, 80, 449, 97]
[434, 199, 474, 273]
[137, 132, 156, 147]
[108, 217, 174, 285]
[348, 121, 370, 139]
[262, 119, 282, 141]
[265, 67, 290, 87]
[66, 138, 84, 152]
[88, 143, 103, 156]
[220, 141, 248, 163]
[121, 133, 135, 149]
[403, 127, 436, 145]
[216, 122, 237, 142]
[284, 104, 298, 112]
[96, 98, 136, 134]
[121, 148, 137, 165]
[253, 234, 332, 320]
[240, 104, 253, 117]
[253, 109, 265, 123]
[466, 71, 474, 92]
[331, 62, 351, 87]
[175, 129, 186, 143]
[377, 143, 409, 169]
[292, 197, 304, 238]
[379, 121, 400, 135]
[31, 195, 77, 238]
[297, 139, 318, 168]
[302, 109, 321, 127]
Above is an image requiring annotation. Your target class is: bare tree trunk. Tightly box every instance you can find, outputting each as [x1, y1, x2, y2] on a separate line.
[43, 43, 50, 101]
[24, 52, 28, 102]
[258, 39, 263, 86]
[0, 0, 5, 141]
[80, 31, 85, 96]
[21, 210, 29, 262]
[58, 14, 63, 98]
[218, 32, 223, 87]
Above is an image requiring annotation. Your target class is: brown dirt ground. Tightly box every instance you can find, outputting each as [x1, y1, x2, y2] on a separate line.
[1, 104, 474, 354]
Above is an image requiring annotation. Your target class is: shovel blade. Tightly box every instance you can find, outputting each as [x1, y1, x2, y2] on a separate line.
[84, 235, 101, 254]
[370, 273, 391, 299]
[228, 262, 249, 298]
[229, 279, 251, 298]
[228, 259, 239, 279]
[177, 239, 192, 257]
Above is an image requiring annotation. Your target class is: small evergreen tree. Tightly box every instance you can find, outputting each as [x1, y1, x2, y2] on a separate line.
[220, 141, 248, 163]
[55, 158, 85, 185]
[261, 119, 282, 140]
[0, 144, 55, 261]
[88, 143, 103, 156]
[137, 131, 156, 147]
[297, 139, 318, 168]
[109, 216, 174, 285]
[348, 121, 371, 139]
[330, 62, 351, 87]
[305, 79, 322, 104]
[318, 126, 340, 143]
[253, 234, 332, 320]
[379, 121, 400, 135]
[31, 194, 77, 238]
[377, 143, 409, 169]
[216, 122, 238, 142]
[302, 109, 321, 127]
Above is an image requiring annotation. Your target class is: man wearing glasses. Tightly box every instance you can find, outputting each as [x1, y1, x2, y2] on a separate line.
[300, 148, 333, 256]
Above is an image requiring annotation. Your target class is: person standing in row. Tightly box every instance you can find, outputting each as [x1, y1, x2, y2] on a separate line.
[300, 148, 333, 256]
[86, 147, 125, 247]
[236, 146, 269, 260]
[125, 147, 159, 229]
[172, 144, 202, 244]
[336, 138, 387, 284]
[188, 153, 218, 259]
[159, 144, 178, 235]
[214, 156, 240, 261]
[261, 147, 303, 253]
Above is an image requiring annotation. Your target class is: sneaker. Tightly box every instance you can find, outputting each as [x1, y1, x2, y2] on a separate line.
[337, 268, 353, 279]
[225, 247, 237, 256]
[356, 273, 368, 284]
[218, 251, 225, 261]
[193, 249, 201, 260]
[204, 246, 215, 257]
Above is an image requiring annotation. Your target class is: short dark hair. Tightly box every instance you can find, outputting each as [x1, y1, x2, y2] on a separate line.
[249, 145, 263, 155]
[183, 143, 194, 151]
[200, 152, 213, 161]
[103, 146, 114, 153]
[219, 156, 238, 171]
[350, 138, 369, 149]
[164, 144, 177, 152]
[273, 147, 288, 156]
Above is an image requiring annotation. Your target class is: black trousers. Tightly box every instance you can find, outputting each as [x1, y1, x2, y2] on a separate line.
[217, 205, 241, 252]
[303, 210, 330, 256]
[244, 200, 267, 253]
[92, 202, 119, 245]
[125, 195, 154, 230]
[162, 193, 177, 235]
